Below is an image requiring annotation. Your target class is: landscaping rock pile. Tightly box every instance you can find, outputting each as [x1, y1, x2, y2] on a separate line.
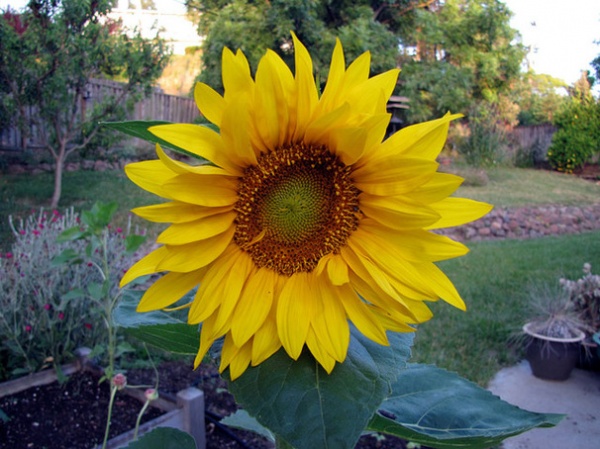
[438, 204, 600, 242]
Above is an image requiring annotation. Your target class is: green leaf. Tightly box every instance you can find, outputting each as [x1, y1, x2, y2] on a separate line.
[366, 364, 564, 449]
[82, 201, 118, 230]
[227, 328, 413, 449]
[103, 120, 209, 161]
[61, 288, 85, 301]
[122, 427, 196, 449]
[125, 234, 147, 254]
[221, 409, 275, 442]
[113, 291, 199, 355]
[56, 226, 88, 243]
[51, 248, 82, 266]
[87, 282, 104, 301]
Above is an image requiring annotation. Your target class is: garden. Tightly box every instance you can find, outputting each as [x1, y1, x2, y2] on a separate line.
[2, 1, 600, 449]
[1, 161, 600, 448]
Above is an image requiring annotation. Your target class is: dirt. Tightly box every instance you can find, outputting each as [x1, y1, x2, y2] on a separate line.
[0, 360, 415, 449]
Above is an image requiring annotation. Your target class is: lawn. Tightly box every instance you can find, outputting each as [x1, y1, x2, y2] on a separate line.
[2, 165, 600, 385]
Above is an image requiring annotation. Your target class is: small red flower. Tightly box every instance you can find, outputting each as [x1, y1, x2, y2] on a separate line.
[116, 227, 123, 234]
[43, 303, 51, 311]
[112, 373, 127, 390]
[32, 230, 40, 236]
[84, 323, 92, 330]
[5, 252, 13, 259]
[19, 230, 26, 235]
[24, 325, 32, 332]
[58, 312, 65, 320]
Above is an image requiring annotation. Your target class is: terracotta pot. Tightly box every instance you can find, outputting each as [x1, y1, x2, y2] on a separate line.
[523, 322, 586, 381]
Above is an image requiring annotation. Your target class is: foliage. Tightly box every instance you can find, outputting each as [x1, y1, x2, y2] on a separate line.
[456, 102, 508, 167]
[0, 205, 146, 381]
[560, 263, 600, 333]
[397, 0, 525, 124]
[0, 0, 170, 207]
[510, 72, 568, 126]
[185, 0, 424, 93]
[547, 78, 600, 173]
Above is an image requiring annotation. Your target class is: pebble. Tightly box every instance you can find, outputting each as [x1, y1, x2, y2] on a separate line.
[436, 204, 600, 242]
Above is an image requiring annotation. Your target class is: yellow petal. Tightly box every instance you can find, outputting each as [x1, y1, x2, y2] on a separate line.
[305, 327, 337, 374]
[125, 160, 177, 199]
[222, 47, 254, 97]
[251, 307, 281, 366]
[227, 338, 253, 380]
[194, 313, 218, 368]
[132, 202, 233, 224]
[347, 69, 400, 117]
[149, 123, 242, 175]
[220, 94, 260, 166]
[162, 173, 238, 207]
[353, 158, 438, 196]
[137, 270, 203, 312]
[426, 198, 493, 230]
[338, 284, 389, 346]
[120, 246, 168, 287]
[291, 32, 318, 140]
[329, 127, 367, 166]
[360, 194, 440, 230]
[157, 227, 234, 272]
[408, 172, 464, 204]
[377, 113, 462, 161]
[277, 273, 314, 360]
[186, 246, 248, 325]
[157, 212, 236, 245]
[326, 254, 350, 286]
[312, 277, 349, 362]
[194, 81, 225, 127]
[230, 268, 275, 347]
[304, 103, 351, 144]
[360, 219, 469, 262]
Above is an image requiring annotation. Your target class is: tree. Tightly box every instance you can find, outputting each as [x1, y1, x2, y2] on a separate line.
[0, 0, 170, 207]
[185, 0, 428, 93]
[509, 71, 568, 126]
[396, 0, 526, 123]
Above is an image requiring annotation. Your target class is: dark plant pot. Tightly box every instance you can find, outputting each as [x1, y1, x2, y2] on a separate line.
[523, 323, 586, 381]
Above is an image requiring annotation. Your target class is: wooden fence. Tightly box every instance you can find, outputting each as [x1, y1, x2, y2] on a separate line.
[0, 78, 199, 152]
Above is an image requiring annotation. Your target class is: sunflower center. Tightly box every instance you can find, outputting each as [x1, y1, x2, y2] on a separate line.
[234, 143, 360, 276]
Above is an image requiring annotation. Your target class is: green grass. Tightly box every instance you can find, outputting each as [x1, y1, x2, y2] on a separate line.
[454, 167, 600, 207]
[411, 231, 600, 385]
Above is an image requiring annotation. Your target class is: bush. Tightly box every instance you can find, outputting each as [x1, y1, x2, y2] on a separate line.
[0, 207, 146, 380]
[547, 98, 600, 173]
[458, 103, 508, 167]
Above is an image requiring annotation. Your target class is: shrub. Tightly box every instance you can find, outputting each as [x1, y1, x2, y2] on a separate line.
[458, 102, 508, 167]
[0, 207, 146, 380]
[560, 263, 600, 333]
[547, 98, 600, 173]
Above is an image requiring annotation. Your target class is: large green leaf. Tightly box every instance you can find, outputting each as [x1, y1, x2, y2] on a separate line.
[367, 363, 564, 449]
[103, 120, 208, 161]
[227, 329, 414, 449]
[122, 427, 196, 449]
[113, 290, 199, 355]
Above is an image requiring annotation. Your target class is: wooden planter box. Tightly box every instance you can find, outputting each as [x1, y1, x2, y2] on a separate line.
[0, 349, 206, 449]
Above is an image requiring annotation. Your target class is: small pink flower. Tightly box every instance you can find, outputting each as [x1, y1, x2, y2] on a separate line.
[87, 262, 93, 267]
[112, 373, 127, 390]
[52, 210, 60, 216]
[32, 230, 40, 236]
[5, 252, 13, 259]
[144, 389, 159, 401]
[116, 227, 123, 234]
[38, 223, 44, 229]
[19, 229, 26, 235]
[84, 323, 92, 330]
[58, 312, 65, 320]
[24, 325, 32, 332]
[43, 303, 51, 311]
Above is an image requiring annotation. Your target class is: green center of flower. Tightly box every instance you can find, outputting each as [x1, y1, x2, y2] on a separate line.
[234, 144, 360, 276]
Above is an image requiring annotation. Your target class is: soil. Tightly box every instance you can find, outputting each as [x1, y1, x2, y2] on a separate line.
[0, 360, 415, 449]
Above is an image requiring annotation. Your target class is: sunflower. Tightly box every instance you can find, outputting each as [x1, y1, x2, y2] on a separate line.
[121, 34, 492, 380]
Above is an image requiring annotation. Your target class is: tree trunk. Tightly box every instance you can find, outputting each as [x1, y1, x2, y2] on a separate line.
[50, 152, 65, 208]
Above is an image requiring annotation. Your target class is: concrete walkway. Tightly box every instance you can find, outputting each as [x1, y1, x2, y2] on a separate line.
[488, 361, 600, 449]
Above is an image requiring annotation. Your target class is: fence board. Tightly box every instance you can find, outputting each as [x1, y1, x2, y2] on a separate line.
[0, 79, 199, 152]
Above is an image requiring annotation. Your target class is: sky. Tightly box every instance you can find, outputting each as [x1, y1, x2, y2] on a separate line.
[1, 0, 599, 87]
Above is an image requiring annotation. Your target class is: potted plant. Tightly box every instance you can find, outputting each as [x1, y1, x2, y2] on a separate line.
[522, 284, 587, 381]
[560, 263, 600, 370]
